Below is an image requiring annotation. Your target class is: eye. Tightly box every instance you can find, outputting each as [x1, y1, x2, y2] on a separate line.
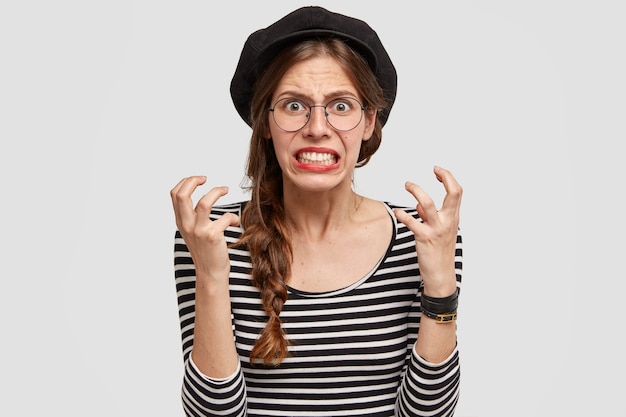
[282, 99, 307, 113]
[328, 98, 354, 113]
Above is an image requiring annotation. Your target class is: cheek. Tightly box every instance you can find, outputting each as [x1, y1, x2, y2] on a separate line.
[269, 134, 292, 159]
[343, 135, 364, 159]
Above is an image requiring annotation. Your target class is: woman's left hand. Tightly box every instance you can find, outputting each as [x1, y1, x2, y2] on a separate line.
[394, 166, 462, 297]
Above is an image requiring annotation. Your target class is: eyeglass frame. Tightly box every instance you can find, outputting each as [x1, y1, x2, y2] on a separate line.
[268, 96, 367, 132]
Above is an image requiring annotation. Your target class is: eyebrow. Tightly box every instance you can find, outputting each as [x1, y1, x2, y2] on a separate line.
[274, 90, 360, 103]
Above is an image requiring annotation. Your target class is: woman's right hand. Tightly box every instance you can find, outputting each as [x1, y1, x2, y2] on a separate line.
[170, 176, 240, 285]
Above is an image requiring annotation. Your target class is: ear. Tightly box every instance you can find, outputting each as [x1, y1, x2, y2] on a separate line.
[362, 109, 377, 141]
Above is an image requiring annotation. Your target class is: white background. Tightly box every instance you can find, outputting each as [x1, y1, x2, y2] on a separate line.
[1, 1, 624, 416]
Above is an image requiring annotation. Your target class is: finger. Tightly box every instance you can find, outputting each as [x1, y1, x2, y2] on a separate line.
[191, 212, 240, 249]
[394, 208, 423, 231]
[171, 176, 208, 228]
[176, 175, 208, 199]
[433, 166, 463, 214]
[404, 181, 438, 221]
[211, 211, 241, 232]
[195, 186, 230, 219]
[170, 176, 207, 211]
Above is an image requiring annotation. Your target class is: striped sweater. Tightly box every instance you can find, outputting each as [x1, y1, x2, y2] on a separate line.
[174, 201, 462, 416]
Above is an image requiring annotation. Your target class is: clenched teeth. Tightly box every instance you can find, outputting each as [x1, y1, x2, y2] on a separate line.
[297, 152, 337, 165]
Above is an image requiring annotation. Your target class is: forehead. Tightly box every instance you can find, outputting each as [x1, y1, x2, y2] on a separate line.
[273, 56, 358, 100]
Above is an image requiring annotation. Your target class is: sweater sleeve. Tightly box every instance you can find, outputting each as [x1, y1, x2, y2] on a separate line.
[181, 357, 247, 417]
[395, 347, 461, 416]
[394, 212, 463, 416]
[174, 230, 247, 417]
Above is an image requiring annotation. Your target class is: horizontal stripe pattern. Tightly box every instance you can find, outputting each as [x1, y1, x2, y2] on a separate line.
[174, 202, 462, 416]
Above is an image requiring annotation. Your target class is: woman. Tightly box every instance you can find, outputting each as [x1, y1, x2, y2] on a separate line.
[171, 6, 463, 416]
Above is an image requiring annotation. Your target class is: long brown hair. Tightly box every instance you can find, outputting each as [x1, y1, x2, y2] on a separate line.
[236, 38, 388, 366]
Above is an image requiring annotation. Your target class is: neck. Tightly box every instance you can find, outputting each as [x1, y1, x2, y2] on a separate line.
[283, 184, 364, 240]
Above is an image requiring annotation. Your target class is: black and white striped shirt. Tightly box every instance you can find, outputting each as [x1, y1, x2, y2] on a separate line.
[174, 201, 462, 417]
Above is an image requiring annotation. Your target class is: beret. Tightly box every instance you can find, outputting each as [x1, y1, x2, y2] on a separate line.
[230, 6, 397, 127]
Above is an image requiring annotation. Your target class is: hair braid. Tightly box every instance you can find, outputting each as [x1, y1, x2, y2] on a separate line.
[238, 140, 292, 366]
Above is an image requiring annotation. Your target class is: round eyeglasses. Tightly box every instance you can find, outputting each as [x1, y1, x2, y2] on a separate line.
[269, 97, 366, 132]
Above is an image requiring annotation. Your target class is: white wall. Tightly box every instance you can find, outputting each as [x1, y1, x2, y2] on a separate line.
[1, 1, 624, 416]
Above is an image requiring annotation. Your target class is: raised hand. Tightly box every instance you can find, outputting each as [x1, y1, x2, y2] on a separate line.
[170, 176, 240, 284]
[394, 166, 462, 297]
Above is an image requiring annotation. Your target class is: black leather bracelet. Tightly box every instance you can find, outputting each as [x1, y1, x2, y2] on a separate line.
[421, 288, 459, 314]
[420, 287, 458, 322]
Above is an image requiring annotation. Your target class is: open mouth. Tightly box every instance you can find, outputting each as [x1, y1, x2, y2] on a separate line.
[296, 151, 338, 166]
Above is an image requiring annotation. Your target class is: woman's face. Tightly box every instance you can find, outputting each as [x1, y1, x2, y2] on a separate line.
[268, 56, 376, 194]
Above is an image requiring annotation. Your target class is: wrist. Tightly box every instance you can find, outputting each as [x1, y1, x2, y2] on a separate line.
[419, 269, 457, 297]
[421, 282, 457, 298]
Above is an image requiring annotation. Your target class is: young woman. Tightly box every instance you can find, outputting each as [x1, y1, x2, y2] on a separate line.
[171, 6, 463, 416]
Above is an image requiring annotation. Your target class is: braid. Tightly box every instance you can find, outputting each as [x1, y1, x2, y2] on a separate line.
[239, 141, 292, 366]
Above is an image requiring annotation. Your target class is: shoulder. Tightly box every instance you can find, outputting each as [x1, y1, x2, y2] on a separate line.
[358, 198, 419, 221]
[354, 200, 420, 247]
[382, 201, 421, 223]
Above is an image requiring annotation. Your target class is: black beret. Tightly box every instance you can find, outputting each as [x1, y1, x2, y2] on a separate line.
[229, 6, 397, 127]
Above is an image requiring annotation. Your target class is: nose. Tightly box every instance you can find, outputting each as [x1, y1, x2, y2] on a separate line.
[302, 105, 331, 136]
